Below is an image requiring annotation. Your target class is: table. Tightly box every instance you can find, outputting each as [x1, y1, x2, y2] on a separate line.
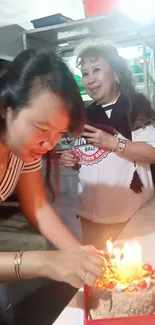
[53, 196, 155, 325]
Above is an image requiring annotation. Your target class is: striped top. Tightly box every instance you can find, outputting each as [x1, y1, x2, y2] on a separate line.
[0, 152, 42, 202]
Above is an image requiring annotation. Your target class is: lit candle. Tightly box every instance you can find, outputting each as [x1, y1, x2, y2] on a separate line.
[107, 239, 113, 255]
[106, 240, 143, 284]
[95, 239, 152, 291]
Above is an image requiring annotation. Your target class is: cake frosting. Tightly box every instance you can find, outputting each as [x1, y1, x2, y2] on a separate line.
[88, 261, 155, 319]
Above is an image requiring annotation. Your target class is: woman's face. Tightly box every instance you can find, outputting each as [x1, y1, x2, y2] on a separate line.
[81, 56, 118, 104]
[5, 91, 70, 162]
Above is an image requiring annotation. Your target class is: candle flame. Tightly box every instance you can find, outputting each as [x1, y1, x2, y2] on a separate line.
[96, 240, 152, 291]
[113, 248, 121, 267]
[107, 240, 142, 267]
[105, 240, 143, 284]
[106, 239, 113, 255]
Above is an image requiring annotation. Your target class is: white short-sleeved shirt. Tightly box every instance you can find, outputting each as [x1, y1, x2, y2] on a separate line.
[74, 125, 155, 224]
[0, 153, 42, 202]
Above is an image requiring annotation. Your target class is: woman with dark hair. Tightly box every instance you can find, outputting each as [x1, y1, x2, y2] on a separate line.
[61, 41, 155, 249]
[0, 49, 105, 287]
[0, 59, 11, 77]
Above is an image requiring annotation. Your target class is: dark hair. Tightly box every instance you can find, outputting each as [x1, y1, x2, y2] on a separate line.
[76, 41, 145, 127]
[0, 59, 11, 77]
[0, 49, 84, 134]
[0, 49, 85, 200]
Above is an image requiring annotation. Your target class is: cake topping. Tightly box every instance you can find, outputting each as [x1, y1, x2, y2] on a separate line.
[95, 240, 154, 292]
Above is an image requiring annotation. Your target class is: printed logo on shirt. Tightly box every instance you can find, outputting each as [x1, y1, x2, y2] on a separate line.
[74, 137, 110, 166]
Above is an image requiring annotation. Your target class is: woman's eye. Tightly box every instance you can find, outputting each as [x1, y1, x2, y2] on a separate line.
[93, 68, 100, 73]
[34, 126, 48, 133]
[41, 127, 48, 132]
[82, 72, 88, 78]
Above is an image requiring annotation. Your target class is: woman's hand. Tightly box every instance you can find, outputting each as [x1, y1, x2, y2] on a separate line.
[39, 246, 105, 288]
[0, 249, 107, 284]
[61, 150, 79, 168]
[83, 124, 118, 151]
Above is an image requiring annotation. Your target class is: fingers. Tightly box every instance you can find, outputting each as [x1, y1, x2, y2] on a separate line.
[61, 161, 76, 167]
[61, 150, 75, 160]
[88, 254, 106, 269]
[83, 132, 96, 138]
[84, 261, 103, 279]
[84, 138, 98, 145]
[82, 245, 105, 260]
[76, 267, 97, 287]
[82, 245, 97, 253]
[61, 150, 78, 167]
[82, 246, 107, 271]
[84, 124, 97, 132]
[82, 245, 103, 257]
[84, 272, 97, 286]
[69, 275, 84, 289]
[61, 246, 108, 289]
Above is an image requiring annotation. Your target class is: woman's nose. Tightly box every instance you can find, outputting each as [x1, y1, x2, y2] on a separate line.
[87, 74, 96, 85]
[42, 141, 53, 152]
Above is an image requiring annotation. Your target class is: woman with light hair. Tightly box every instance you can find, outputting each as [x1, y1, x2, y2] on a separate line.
[61, 40, 155, 249]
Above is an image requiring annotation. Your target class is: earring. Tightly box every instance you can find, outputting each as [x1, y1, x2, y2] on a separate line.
[116, 78, 120, 85]
[2, 107, 10, 119]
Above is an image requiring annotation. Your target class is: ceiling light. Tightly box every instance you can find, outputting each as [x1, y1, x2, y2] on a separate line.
[120, 0, 155, 22]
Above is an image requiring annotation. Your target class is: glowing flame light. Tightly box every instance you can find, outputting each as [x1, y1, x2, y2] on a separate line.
[107, 239, 113, 255]
[107, 240, 142, 266]
[106, 240, 143, 284]
[96, 240, 154, 291]
[113, 248, 121, 267]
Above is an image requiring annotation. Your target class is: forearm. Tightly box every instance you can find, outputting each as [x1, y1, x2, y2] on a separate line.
[117, 140, 155, 164]
[0, 251, 43, 282]
[84, 125, 155, 164]
[35, 203, 81, 249]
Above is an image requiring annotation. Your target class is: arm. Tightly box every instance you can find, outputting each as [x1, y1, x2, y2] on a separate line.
[84, 124, 155, 164]
[16, 170, 80, 249]
[0, 251, 43, 282]
[116, 140, 155, 164]
[0, 247, 104, 288]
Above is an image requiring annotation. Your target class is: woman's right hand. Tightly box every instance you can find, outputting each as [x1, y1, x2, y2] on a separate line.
[61, 150, 79, 168]
[39, 246, 105, 288]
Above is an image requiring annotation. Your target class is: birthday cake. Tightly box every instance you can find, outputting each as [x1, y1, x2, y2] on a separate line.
[88, 241, 155, 320]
